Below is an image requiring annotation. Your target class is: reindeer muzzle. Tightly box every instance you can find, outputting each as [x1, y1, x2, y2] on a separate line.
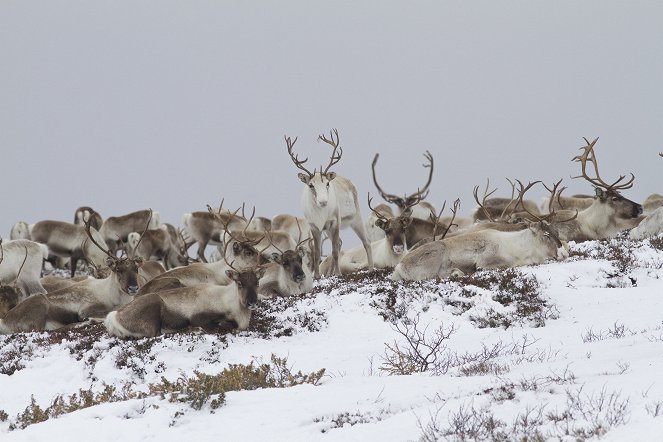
[633, 204, 644, 217]
[392, 245, 405, 255]
[247, 302, 258, 311]
[127, 285, 139, 295]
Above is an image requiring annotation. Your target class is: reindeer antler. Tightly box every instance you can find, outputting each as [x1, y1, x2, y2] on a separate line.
[130, 209, 153, 258]
[367, 193, 390, 224]
[285, 134, 315, 178]
[572, 137, 635, 192]
[473, 179, 498, 222]
[84, 213, 116, 261]
[371, 151, 434, 206]
[318, 129, 343, 175]
[431, 199, 460, 241]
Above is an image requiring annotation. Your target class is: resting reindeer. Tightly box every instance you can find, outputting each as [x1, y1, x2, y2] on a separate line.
[99, 209, 161, 255]
[137, 208, 270, 295]
[259, 232, 313, 298]
[10, 221, 30, 240]
[30, 219, 111, 277]
[105, 258, 266, 338]
[0, 222, 145, 333]
[320, 195, 421, 275]
[550, 137, 643, 242]
[0, 239, 48, 300]
[471, 178, 541, 223]
[392, 181, 574, 281]
[286, 129, 373, 277]
[271, 214, 315, 272]
[371, 150, 437, 220]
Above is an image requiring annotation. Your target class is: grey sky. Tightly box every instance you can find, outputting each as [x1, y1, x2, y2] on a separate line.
[2, 1, 662, 244]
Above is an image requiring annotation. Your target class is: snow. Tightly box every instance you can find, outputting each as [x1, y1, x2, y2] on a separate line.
[2, 236, 663, 441]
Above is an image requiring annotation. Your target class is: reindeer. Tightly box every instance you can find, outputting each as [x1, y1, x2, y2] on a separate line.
[99, 209, 161, 255]
[471, 178, 541, 222]
[392, 181, 574, 281]
[126, 223, 190, 270]
[642, 193, 663, 216]
[74, 206, 103, 230]
[0, 239, 48, 299]
[286, 129, 373, 278]
[0, 240, 48, 316]
[371, 150, 437, 220]
[182, 202, 248, 262]
[29, 220, 110, 277]
[550, 137, 643, 242]
[365, 203, 394, 242]
[105, 259, 266, 338]
[10, 221, 30, 240]
[320, 195, 424, 275]
[136, 208, 270, 295]
[258, 232, 313, 298]
[0, 222, 145, 333]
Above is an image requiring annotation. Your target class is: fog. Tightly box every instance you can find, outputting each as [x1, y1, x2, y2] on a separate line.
[2, 1, 662, 245]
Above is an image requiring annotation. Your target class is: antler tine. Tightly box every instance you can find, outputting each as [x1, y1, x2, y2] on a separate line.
[132, 209, 153, 258]
[542, 179, 564, 216]
[572, 137, 634, 192]
[371, 153, 402, 204]
[319, 128, 343, 175]
[402, 188, 424, 215]
[0, 239, 4, 266]
[84, 212, 116, 260]
[499, 178, 518, 220]
[285, 134, 314, 177]
[13, 245, 29, 287]
[435, 198, 460, 241]
[473, 179, 498, 222]
[367, 193, 389, 222]
[514, 179, 543, 222]
[242, 206, 256, 238]
[411, 150, 434, 198]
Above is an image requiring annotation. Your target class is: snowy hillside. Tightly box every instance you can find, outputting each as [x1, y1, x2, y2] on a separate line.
[1, 235, 663, 441]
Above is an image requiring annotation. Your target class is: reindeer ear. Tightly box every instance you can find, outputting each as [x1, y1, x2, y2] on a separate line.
[326, 172, 337, 181]
[105, 257, 115, 267]
[401, 217, 413, 228]
[271, 252, 281, 263]
[232, 242, 241, 254]
[375, 219, 388, 231]
[225, 270, 237, 281]
[298, 173, 310, 184]
[134, 256, 144, 267]
[297, 247, 306, 257]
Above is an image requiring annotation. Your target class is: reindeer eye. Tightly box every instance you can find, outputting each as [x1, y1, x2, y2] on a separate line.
[308, 184, 314, 189]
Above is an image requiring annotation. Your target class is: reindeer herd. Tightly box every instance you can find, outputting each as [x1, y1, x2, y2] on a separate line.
[0, 133, 657, 338]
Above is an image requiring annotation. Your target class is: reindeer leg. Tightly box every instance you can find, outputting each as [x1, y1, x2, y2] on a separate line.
[197, 240, 209, 263]
[329, 223, 341, 277]
[70, 256, 79, 278]
[310, 226, 323, 279]
[351, 218, 374, 271]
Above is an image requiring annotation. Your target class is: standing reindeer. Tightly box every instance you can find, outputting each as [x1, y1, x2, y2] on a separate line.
[286, 129, 373, 278]
[99, 209, 160, 255]
[182, 203, 248, 262]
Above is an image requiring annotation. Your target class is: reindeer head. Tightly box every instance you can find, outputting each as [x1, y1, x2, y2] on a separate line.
[368, 194, 412, 255]
[286, 129, 343, 208]
[372, 150, 434, 213]
[85, 210, 147, 295]
[572, 137, 643, 221]
[266, 232, 309, 283]
[224, 264, 267, 311]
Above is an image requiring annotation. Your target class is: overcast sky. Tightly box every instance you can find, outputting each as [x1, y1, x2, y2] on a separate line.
[2, 1, 662, 244]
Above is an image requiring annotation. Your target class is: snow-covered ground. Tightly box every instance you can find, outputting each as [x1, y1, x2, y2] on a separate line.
[1, 235, 663, 441]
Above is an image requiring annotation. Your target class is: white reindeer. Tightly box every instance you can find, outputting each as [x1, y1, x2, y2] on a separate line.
[286, 129, 373, 278]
